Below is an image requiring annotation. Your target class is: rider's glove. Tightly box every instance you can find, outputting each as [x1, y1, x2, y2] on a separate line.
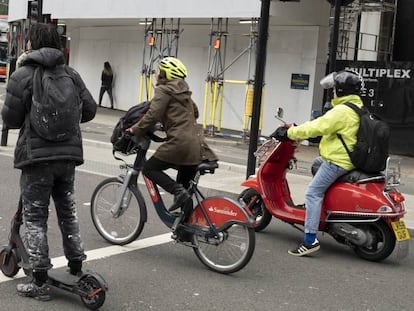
[270, 125, 291, 142]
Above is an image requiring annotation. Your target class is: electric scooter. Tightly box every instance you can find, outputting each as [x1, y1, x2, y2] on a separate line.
[239, 109, 410, 262]
[0, 199, 108, 310]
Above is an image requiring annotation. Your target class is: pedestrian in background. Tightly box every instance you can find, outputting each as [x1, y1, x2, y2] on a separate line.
[98, 61, 114, 109]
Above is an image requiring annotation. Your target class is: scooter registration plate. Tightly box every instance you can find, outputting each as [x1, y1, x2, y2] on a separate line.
[391, 221, 411, 241]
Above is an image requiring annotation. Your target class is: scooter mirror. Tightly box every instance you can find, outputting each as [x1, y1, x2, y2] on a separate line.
[276, 107, 284, 118]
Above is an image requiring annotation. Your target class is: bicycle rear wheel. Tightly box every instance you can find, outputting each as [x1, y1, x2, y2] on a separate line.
[193, 224, 255, 274]
[91, 177, 146, 245]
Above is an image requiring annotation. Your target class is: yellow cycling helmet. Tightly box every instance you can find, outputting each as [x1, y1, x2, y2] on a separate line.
[158, 57, 188, 80]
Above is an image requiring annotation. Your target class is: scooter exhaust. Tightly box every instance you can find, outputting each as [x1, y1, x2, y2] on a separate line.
[329, 223, 373, 246]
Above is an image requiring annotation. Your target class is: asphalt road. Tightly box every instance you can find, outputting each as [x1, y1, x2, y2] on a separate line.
[0, 82, 414, 311]
[0, 142, 413, 310]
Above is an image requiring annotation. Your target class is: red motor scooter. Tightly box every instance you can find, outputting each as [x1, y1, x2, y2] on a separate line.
[239, 109, 410, 262]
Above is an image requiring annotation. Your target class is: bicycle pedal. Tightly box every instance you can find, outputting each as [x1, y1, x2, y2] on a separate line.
[171, 214, 183, 232]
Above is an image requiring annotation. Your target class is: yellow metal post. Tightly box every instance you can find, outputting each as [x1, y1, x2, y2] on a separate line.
[203, 81, 210, 129]
[210, 81, 218, 131]
[217, 83, 224, 131]
[139, 74, 144, 103]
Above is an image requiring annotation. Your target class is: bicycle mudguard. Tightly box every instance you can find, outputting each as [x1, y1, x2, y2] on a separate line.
[188, 196, 254, 229]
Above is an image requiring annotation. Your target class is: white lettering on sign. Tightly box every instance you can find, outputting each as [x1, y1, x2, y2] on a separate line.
[346, 67, 411, 79]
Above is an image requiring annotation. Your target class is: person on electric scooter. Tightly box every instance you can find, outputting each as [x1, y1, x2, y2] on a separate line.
[271, 70, 364, 257]
[127, 57, 218, 234]
[2, 24, 96, 300]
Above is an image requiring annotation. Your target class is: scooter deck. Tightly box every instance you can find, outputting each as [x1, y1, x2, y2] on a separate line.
[48, 269, 81, 286]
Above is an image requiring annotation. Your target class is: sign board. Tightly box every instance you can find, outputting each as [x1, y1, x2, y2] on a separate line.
[336, 60, 414, 156]
[290, 73, 310, 90]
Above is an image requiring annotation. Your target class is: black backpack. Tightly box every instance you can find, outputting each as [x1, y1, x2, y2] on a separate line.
[110, 101, 151, 154]
[337, 102, 390, 173]
[31, 65, 81, 141]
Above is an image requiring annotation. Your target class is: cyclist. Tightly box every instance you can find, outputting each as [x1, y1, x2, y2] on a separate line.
[127, 57, 218, 218]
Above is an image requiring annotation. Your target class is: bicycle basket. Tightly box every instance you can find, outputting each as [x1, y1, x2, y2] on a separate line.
[255, 139, 278, 166]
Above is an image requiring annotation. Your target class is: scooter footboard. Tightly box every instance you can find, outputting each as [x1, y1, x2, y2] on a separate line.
[188, 196, 254, 228]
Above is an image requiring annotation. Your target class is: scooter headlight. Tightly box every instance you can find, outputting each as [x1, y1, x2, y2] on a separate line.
[377, 206, 393, 213]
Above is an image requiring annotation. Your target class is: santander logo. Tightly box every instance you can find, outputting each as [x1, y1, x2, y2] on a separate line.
[208, 206, 238, 217]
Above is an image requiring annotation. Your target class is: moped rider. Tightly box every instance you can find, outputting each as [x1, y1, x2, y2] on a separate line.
[127, 57, 218, 224]
[271, 70, 364, 256]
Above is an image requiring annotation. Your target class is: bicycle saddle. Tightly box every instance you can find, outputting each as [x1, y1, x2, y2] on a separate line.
[197, 161, 219, 175]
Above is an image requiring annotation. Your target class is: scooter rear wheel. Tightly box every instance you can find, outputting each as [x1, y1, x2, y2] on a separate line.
[352, 220, 396, 262]
[0, 248, 20, 277]
[80, 275, 106, 310]
[239, 188, 272, 232]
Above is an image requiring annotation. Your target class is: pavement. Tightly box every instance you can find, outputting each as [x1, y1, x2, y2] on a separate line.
[1, 106, 413, 231]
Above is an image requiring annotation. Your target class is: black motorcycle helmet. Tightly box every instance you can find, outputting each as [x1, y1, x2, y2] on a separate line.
[320, 70, 364, 97]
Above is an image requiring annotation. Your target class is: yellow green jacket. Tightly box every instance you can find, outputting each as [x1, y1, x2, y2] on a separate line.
[287, 94, 363, 171]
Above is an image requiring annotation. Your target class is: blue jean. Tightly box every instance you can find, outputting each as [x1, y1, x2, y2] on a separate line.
[20, 161, 86, 272]
[304, 157, 348, 234]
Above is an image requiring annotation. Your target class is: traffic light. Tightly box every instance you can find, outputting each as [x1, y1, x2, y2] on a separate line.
[28, 1, 40, 24]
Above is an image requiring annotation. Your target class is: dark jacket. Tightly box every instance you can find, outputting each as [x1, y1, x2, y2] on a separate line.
[101, 71, 113, 88]
[2, 47, 97, 169]
[131, 79, 218, 166]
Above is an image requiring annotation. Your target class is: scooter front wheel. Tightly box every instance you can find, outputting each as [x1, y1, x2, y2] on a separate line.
[352, 220, 396, 262]
[239, 188, 272, 232]
[192, 223, 255, 274]
[79, 274, 106, 310]
[0, 248, 20, 277]
[91, 177, 146, 245]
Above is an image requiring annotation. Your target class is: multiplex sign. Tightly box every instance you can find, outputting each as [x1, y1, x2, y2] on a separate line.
[347, 67, 411, 80]
[336, 60, 414, 155]
[336, 61, 414, 114]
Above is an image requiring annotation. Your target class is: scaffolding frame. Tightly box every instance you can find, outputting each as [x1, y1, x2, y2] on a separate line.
[331, 0, 397, 61]
[139, 18, 183, 102]
[202, 18, 263, 138]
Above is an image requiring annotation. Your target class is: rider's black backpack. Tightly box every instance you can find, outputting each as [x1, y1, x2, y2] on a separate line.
[110, 101, 150, 154]
[31, 65, 81, 141]
[337, 102, 390, 173]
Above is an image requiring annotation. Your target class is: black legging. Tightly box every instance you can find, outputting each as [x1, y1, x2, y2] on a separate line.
[98, 86, 114, 108]
[142, 156, 197, 194]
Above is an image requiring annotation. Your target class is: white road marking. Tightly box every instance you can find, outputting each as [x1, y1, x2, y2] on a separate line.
[0, 233, 172, 284]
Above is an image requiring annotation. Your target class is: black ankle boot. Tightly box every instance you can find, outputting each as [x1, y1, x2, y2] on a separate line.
[68, 260, 83, 276]
[169, 186, 191, 212]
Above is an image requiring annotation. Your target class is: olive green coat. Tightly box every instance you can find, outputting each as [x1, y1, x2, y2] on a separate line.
[131, 79, 218, 165]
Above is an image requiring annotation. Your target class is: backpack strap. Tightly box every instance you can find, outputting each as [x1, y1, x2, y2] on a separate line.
[336, 102, 365, 157]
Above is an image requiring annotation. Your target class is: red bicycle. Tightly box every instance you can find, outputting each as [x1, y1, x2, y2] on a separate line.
[90, 132, 256, 274]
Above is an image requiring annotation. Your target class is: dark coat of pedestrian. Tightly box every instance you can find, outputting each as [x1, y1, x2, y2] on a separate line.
[1, 23, 97, 301]
[98, 61, 114, 109]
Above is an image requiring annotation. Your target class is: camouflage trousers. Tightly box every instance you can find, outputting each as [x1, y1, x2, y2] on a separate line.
[20, 161, 86, 272]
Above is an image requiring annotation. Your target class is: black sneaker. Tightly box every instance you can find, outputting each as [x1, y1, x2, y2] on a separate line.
[17, 282, 51, 301]
[288, 239, 320, 257]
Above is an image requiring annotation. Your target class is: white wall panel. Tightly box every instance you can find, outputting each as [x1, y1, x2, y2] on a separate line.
[43, 0, 260, 19]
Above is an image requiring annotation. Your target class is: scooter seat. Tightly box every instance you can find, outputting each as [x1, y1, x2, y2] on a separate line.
[337, 170, 384, 183]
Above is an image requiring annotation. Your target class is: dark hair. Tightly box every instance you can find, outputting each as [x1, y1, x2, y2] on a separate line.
[103, 61, 113, 75]
[28, 23, 62, 50]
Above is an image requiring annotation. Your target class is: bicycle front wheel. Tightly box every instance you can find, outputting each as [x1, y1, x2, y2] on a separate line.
[193, 224, 255, 274]
[91, 177, 146, 245]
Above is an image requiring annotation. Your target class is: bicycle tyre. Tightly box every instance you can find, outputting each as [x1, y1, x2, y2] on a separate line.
[91, 177, 146, 245]
[193, 223, 255, 274]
